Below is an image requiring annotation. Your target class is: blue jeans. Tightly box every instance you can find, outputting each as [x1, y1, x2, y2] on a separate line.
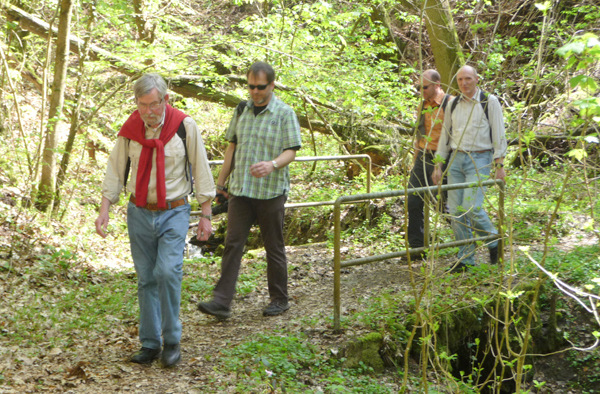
[447, 151, 498, 265]
[127, 201, 190, 349]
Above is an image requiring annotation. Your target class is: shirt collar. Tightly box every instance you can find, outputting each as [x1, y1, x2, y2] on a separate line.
[459, 88, 481, 103]
[250, 93, 277, 112]
[426, 89, 446, 107]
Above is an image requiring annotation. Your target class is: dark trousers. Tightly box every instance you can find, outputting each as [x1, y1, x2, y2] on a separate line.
[213, 194, 288, 307]
[407, 150, 446, 248]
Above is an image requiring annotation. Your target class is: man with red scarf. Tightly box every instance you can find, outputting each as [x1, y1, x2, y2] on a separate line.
[95, 73, 214, 367]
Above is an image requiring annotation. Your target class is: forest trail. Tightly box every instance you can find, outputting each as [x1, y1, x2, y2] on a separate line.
[4, 243, 421, 393]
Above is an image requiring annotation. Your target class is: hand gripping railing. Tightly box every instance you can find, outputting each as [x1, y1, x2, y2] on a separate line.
[332, 179, 505, 331]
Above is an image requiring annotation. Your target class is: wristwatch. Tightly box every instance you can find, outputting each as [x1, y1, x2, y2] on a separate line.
[272, 160, 279, 169]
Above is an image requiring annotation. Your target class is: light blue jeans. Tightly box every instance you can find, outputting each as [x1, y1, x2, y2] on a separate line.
[447, 151, 498, 266]
[127, 201, 190, 349]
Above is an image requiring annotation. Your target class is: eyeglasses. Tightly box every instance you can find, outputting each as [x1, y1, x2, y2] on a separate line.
[248, 83, 269, 90]
[136, 99, 164, 111]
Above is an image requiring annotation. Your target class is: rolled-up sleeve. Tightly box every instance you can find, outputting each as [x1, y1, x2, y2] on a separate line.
[184, 117, 215, 204]
[101, 136, 129, 204]
[489, 95, 507, 159]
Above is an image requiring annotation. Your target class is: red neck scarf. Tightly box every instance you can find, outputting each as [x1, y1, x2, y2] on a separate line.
[118, 104, 188, 209]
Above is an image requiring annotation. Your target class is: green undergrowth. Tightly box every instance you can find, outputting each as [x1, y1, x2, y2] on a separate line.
[1, 249, 137, 348]
[208, 332, 395, 393]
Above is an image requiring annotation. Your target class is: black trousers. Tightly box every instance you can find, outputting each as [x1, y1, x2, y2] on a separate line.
[214, 194, 288, 307]
[406, 150, 447, 249]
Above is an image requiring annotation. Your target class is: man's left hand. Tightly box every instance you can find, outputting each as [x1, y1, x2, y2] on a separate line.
[250, 161, 275, 178]
[196, 218, 212, 241]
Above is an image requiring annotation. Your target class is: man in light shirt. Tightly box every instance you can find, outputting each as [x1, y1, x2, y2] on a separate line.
[95, 73, 215, 366]
[432, 65, 507, 272]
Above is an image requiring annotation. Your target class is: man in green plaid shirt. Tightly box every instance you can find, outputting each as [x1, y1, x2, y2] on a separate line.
[198, 61, 302, 319]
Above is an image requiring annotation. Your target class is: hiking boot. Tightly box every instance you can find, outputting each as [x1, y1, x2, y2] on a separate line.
[197, 300, 231, 320]
[130, 347, 161, 364]
[489, 246, 499, 265]
[263, 300, 290, 316]
[161, 344, 181, 368]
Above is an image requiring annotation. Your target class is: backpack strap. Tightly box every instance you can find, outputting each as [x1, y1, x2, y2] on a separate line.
[177, 120, 193, 195]
[479, 90, 492, 143]
[124, 141, 131, 188]
[440, 94, 451, 111]
[446, 96, 460, 145]
[236, 100, 247, 117]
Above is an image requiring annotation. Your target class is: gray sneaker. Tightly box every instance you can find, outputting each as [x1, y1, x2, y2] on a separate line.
[197, 300, 231, 320]
[263, 300, 290, 316]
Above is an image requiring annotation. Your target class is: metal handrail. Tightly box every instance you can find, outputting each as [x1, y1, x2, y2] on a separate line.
[333, 179, 505, 331]
[193, 154, 373, 216]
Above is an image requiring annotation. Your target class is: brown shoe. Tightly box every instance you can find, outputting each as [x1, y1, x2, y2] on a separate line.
[197, 300, 232, 320]
[263, 300, 290, 316]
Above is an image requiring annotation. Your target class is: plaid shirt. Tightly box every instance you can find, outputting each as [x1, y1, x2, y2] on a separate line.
[225, 94, 302, 199]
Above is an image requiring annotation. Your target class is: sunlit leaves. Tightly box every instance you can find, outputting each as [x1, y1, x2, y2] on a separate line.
[534, 1, 551, 13]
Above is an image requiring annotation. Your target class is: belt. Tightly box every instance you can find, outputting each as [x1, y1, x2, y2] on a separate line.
[129, 195, 187, 211]
[456, 149, 492, 154]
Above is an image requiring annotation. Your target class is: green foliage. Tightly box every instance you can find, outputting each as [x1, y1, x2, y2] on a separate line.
[557, 33, 600, 122]
[522, 245, 600, 285]
[349, 290, 411, 340]
[4, 263, 137, 347]
[216, 332, 392, 392]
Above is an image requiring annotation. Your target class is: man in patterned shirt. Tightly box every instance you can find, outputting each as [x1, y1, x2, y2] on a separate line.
[198, 61, 302, 319]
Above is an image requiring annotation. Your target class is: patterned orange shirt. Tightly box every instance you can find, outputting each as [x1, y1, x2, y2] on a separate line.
[417, 90, 451, 152]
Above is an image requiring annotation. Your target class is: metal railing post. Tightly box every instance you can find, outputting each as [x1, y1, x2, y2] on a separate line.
[333, 199, 342, 332]
[498, 181, 505, 266]
[366, 156, 372, 222]
[424, 193, 430, 249]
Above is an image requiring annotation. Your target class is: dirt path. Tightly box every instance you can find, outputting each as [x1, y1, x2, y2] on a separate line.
[3, 243, 419, 393]
[2, 241, 590, 393]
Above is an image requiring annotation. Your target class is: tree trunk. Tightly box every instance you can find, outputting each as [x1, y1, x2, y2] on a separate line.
[132, 0, 156, 43]
[34, 0, 73, 212]
[422, 0, 464, 90]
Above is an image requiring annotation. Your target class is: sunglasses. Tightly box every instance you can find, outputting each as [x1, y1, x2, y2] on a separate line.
[416, 84, 432, 91]
[248, 83, 269, 90]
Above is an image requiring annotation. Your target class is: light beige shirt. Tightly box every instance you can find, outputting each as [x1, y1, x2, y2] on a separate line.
[102, 116, 215, 205]
[436, 88, 507, 160]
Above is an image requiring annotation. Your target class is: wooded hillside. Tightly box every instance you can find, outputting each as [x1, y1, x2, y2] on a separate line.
[1, 0, 599, 392]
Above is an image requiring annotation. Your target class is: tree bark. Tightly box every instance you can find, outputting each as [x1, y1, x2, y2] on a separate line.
[132, 0, 156, 43]
[422, 0, 464, 90]
[34, 0, 73, 212]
